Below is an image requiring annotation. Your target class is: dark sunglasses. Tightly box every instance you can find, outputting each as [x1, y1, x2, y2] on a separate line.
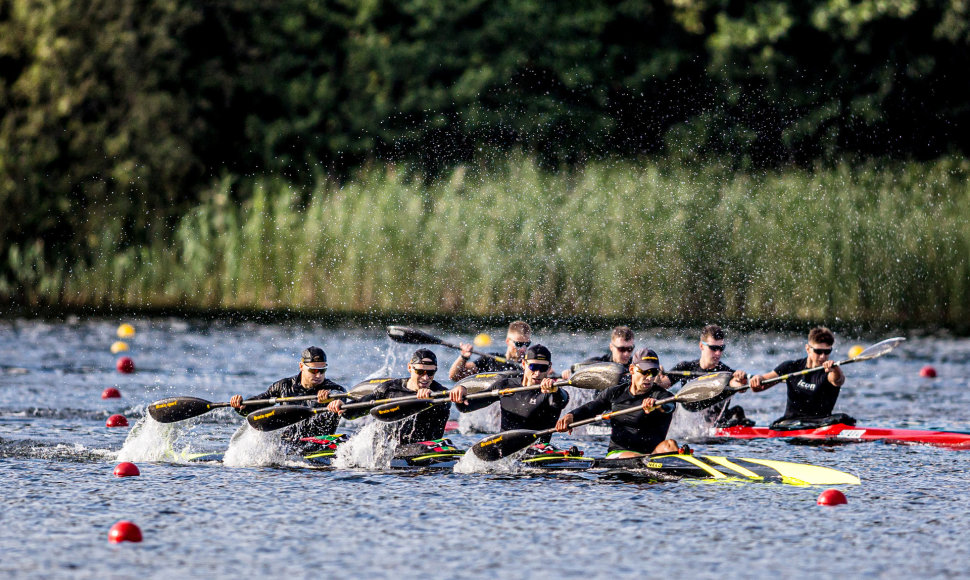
[305, 367, 327, 374]
[413, 368, 437, 377]
[512, 340, 531, 348]
[702, 341, 725, 352]
[635, 367, 660, 377]
[527, 363, 550, 372]
[612, 345, 634, 353]
[811, 347, 833, 355]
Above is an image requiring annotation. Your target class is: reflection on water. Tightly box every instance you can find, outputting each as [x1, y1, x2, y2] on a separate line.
[1, 318, 969, 578]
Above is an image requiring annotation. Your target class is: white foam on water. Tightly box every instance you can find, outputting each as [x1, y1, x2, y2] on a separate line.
[453, 447, 523, 474]
[117, 416, 200, 462]
[222, 424, 288, 467]
[332, 419, 397, 469]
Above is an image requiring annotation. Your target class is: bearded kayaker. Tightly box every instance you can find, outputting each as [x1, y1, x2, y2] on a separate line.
[560, 325, 635, 380]
[449, 344, 568, 446]
[448, 320, 534, 381]
[555, 348, 680, 457]
[229, 346, 346, 448]
[669, 324, 753, 427]
[328, 348, 450, 444]
[749, 326, 853, 429]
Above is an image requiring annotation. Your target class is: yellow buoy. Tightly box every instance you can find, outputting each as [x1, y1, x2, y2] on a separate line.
[474, 333, 492, 347]
[117, 323, 136, 339]
[110, 341, 129, 354]
[848, 345, 864, 358]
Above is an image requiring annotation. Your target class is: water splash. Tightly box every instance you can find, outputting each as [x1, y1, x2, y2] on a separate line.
[457, 404, 500, 434]
[117, 417, 199, 462]
[667, 408, 715, 441]
[453, 447, 523, 474]
[222, 424, 288, 467]
[332, 420, 398, 469]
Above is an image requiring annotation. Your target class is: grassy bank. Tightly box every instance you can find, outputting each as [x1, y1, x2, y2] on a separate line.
[5, 157, 970, 326]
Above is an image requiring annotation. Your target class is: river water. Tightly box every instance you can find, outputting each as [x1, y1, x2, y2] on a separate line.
[1, 318, 968, 579]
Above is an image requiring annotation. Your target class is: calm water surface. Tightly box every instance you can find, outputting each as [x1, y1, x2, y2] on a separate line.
[1, 318, 968, 579]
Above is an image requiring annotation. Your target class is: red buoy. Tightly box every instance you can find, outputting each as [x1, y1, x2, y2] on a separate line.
[113, 462, 140, 477]
[817, 489, 848, 506]
[116, 356, 135, 374]
[106, 414, 129, 427]
[919, 365, 937, 378]
[108, 521, 143, 543]
[102, 387, 122, 399]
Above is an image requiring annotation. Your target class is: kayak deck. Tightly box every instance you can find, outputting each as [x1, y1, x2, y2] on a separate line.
[713, 423, 970, 449]
[187, 445, 858, 485]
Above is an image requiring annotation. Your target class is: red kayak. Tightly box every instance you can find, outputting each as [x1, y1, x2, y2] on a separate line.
[713, 424, 970, 449]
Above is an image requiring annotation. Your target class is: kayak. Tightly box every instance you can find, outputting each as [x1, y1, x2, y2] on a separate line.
[188, 437, 858, 484]
[592, 453, 860, 486]
[713, 423, 970, 449]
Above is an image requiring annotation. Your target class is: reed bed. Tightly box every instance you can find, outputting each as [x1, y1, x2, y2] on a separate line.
[8, 157, 970, 326]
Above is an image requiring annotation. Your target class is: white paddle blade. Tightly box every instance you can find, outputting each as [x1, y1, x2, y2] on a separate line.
[854, 337, 906, 361]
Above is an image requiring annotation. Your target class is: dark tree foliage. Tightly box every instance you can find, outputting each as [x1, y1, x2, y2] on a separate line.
[1, 0, 968, 283]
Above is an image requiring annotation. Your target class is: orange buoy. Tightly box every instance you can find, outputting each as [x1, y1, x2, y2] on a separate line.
[116, 356, 135, 374]
[110, 341, 129, 354]
[101, 387, 122, 399]
[108, 521, 143, 543]
[117, 323, 136, 339]
[106, 414, 129, 427]
[113, 462, 140, 477]
[817, 489, 848, 506]
[920, 365, 937, 378]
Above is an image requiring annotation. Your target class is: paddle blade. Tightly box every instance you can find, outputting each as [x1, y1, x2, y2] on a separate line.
[148, 397, 215, 423]
[386, 326, 444, 346]
[346, 377, 392, 400]
[370, 399, 439, 422]
[246, 405, 314, 432]
[471, 429, 540, 461]
[853, 337, 906, 362]
[455, 370, 521, 393]
[675, 372, 736, 412]
[566, 362, 626, 390]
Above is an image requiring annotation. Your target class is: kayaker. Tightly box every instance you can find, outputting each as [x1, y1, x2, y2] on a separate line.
[749, 326, 852, 429]
[555, 348, 680, 457]
[560, 325, 635, 380]
[449, 320, 534, 380]
[669, 324, 753, 427]
[449, 344, 568, 445]
[329, 348, 450, 444]
[229, 346, 346, 447]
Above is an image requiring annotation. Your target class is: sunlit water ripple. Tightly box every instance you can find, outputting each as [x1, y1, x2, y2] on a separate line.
[1, 318, 968, 578]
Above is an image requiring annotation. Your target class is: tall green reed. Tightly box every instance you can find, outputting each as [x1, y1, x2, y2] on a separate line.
[8, 156, 970, 326]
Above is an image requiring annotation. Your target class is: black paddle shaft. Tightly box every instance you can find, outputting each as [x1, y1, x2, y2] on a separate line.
[386, 326, 508, 363]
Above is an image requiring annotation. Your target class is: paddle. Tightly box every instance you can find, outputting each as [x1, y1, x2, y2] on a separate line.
[756, 336, 906, 389]
[244, 377, 397, 431]
[370, 362, 627, 423]
[386, 325, 509, 363]
[471, 372, 734, 461]
[148, 390, 356, 424]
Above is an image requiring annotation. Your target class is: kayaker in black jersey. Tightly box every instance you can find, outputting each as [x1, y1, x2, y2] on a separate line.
[560, 325, 635, 380]
[449, 320, 534, 381]
[328, 348, 450, 444]
[669, 324, 752, 427]
[555, 348, 679, 457]
[749, 326, 852, 429]
[448, 344, 568, 443]
[229, 346, 346, 448]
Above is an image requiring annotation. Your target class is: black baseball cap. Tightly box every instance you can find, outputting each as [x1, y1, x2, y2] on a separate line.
[633, 348, 660, 370]
[410, 348, 437, 367]
[525, 344, 551, 362]
[301, 346, 327, 365]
